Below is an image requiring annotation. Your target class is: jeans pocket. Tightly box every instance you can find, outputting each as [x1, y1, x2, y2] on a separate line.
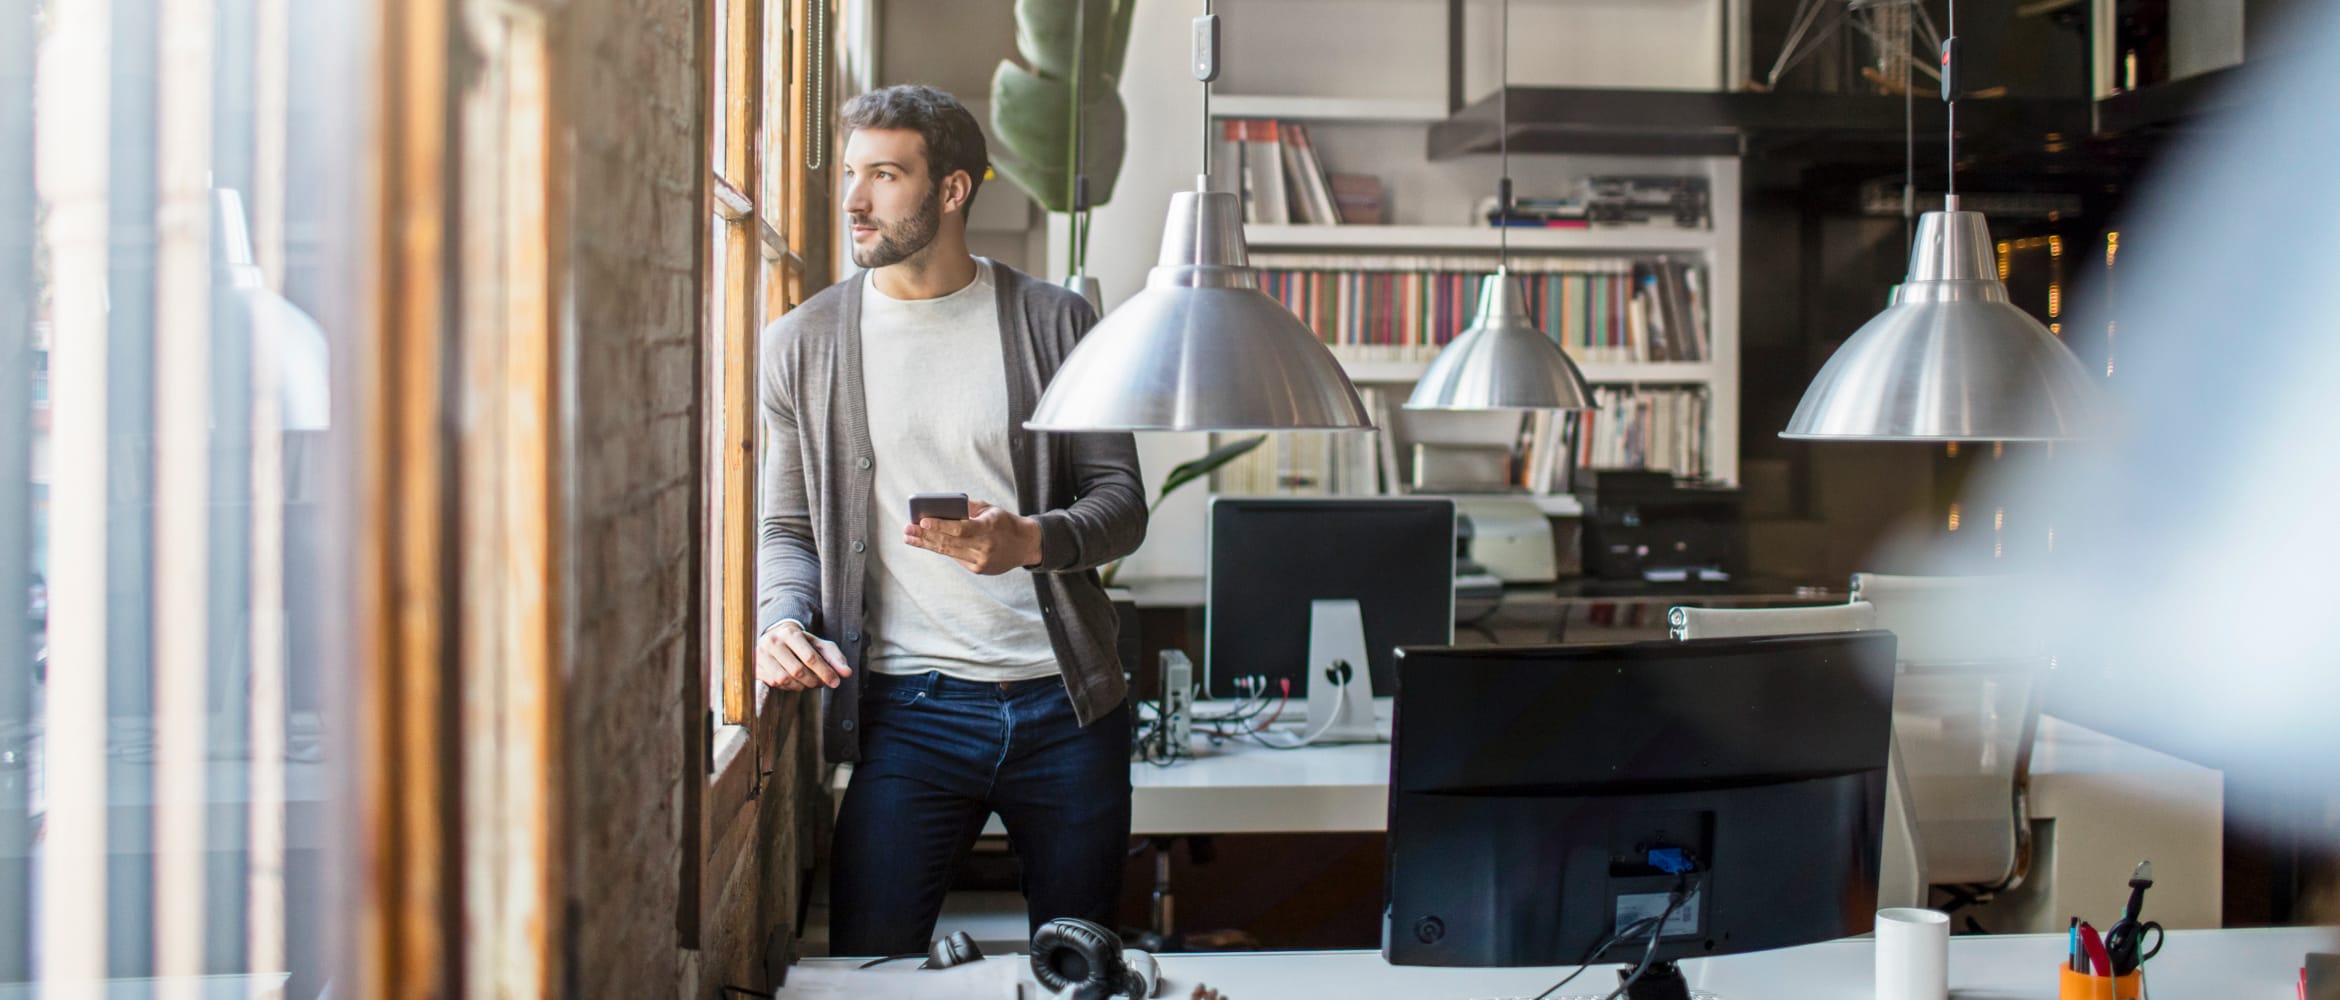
[867, 674, 928, 709]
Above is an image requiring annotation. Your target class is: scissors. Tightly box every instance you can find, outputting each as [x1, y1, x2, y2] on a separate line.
[2104, 860, 2164, 976]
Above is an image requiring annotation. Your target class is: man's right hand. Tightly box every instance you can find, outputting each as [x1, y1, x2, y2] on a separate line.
[756, 620, 853, 691]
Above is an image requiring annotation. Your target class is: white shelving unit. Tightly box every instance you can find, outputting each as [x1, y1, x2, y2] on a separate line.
[1078, 0, 1743, 581]
[1208, 95, 1448, 124]
[1239, 196, 1744, 487]
[1246, 223, 1720, 255]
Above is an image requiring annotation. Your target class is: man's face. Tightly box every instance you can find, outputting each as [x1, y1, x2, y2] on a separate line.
[842, 128, 948, 269]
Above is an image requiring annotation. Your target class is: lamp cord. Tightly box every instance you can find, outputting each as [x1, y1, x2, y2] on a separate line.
[1945, 0, 1957, 204]
[1498, 0, 1510, 269]
[1199, 0, 1212, 182]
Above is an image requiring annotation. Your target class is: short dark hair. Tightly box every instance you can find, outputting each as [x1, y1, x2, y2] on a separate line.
[841, 85, 988, 210]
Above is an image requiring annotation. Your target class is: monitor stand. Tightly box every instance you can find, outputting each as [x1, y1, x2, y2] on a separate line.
[1300, 599, 1379, 744]
[1620, 961, 1692, 1000]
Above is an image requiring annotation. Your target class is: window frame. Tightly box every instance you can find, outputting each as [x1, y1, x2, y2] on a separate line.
[683, 0, 832, 952]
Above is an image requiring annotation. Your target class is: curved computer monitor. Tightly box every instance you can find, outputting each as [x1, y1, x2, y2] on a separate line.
[1204, 496, 1455, 700]
[1383, 632, 1897, 971]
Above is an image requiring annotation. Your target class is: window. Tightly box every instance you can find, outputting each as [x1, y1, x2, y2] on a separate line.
[706, 0, 773, 731]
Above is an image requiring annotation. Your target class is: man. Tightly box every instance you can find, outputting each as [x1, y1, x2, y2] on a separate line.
[755, 84, 1147, 958]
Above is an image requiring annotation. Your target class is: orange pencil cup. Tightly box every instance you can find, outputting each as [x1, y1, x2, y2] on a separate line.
[2058, 964, 2143, 1000]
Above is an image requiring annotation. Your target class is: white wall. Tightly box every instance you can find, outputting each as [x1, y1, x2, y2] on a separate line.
[875, 0, 1040, 272]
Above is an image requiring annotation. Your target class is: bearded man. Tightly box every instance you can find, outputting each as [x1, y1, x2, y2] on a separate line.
[754, 83, 1147, 957]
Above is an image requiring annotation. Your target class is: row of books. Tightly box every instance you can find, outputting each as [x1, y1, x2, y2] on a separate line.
[1209, 388, 1401, 498]
[1522, 386, 1712, 492]
[1209, 386, 1711, 499]
[1250, 254, 1711, 364]
[1217, 119, 1381, 225]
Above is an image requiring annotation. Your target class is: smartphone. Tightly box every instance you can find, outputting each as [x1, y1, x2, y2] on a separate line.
[908, 492, 970, 523]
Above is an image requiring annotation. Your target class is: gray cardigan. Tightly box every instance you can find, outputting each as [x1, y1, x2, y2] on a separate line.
[757, 262, 1147, 763]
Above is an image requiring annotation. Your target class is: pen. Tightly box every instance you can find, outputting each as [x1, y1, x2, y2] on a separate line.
[2069, 917, 2081, 973]
[2080, 921, 2113, 977]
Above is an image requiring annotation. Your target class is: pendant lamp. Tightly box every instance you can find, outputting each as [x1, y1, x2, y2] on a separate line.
[1026, 0, 1371, 432]
[1780, 0, 2095, 441]
[1405, 0, 1591, 412]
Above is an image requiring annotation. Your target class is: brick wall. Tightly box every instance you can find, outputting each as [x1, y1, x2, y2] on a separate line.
[561, 0, 698, 988]
[556, 0, 816, 995]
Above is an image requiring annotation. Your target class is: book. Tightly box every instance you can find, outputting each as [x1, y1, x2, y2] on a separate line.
[1327, 173, 1383, 225]
[1218, 119, 1290, 225]
[1283, 123, 1341, 226]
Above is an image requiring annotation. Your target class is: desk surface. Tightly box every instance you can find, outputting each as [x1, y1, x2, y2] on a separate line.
[833, 703, 2215, 838]
[787, 926, 2334, 999]
[1119, 576, 1838, 609]
[1151, 926, 2333, 999]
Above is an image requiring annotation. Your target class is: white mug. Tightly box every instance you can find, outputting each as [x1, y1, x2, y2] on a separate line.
[1875, 907, 1951, 1000]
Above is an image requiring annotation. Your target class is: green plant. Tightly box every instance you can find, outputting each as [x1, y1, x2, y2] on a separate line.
[1101, 435, 1268, 588]
[988, 0, 1133, 224]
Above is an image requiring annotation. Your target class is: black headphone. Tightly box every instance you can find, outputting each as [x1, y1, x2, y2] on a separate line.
[921, 930, 983, 970]
[1029, 918, 1159, 999]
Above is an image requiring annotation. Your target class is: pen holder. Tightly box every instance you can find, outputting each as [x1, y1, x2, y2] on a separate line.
[2058, 964, 2143, 1000]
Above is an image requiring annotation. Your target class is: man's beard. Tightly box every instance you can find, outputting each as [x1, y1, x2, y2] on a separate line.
[851, 185, 943, 269]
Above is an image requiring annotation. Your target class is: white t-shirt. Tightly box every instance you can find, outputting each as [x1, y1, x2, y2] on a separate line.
[857, 259, 1059, 682]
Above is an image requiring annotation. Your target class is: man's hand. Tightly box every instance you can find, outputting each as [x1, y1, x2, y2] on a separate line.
[903, 498, 1043, 575]
[756, 620, 852, 691]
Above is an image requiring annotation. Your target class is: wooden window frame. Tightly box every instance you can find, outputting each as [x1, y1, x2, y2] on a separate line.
[682, 0, 835, 951]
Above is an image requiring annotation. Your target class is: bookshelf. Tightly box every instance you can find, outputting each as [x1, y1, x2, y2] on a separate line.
[1229, 190, 1743, 489]
[1245, 223, 1720, 255]
[1071, 0, 1742, 581]
[1208, 95, 1448, 124]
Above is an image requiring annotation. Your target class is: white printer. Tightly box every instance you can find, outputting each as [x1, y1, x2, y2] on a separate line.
[1448, 495, 1559, 584]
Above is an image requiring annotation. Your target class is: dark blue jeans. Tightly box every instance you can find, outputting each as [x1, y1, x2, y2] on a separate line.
[829, 669, 1132, 957]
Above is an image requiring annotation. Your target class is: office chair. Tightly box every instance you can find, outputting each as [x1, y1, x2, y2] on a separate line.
[1665, 601, 1928, 910]
[1849, 573, 2050, 906]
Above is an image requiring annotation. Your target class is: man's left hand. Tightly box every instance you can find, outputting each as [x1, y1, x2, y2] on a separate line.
[904, 498, 1043, 575]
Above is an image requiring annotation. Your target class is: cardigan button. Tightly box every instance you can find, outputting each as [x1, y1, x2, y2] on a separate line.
[857, 456, 872, 470]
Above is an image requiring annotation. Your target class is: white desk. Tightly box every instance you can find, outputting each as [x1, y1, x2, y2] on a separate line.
[784, 926, 2334, 999]
[830, 702, 2224, 930]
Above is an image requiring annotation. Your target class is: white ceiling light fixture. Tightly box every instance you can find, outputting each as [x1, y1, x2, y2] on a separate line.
[1025, 0, 1371, 432]
[1780, 0, 2097, 442]
[1405, 0, 1591, 413]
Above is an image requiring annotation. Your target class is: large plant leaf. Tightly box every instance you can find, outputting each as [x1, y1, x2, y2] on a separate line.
[988, 0, 1132, 214]
[989, 63, 1127, 213]
[1159, 435, 1269, 503]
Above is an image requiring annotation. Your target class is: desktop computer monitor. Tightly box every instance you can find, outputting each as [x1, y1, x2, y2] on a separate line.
[1383, 633, 1898, 989]
[1204, 497, 1454, 700]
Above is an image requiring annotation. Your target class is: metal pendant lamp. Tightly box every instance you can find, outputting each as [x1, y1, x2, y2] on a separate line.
[1027, 0, 1370, 432]
[1781, 0, 2095, 441]
[1406, 0, 1590, 412]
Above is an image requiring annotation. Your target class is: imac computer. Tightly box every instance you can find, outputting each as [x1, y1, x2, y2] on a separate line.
[1383, 632, 1898, 999]
[1204, 497, 1454, 742]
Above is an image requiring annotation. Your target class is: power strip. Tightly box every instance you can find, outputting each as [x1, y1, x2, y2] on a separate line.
[1158, 650, 1193, 760]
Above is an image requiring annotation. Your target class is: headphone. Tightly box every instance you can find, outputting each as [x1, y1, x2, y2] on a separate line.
[1029, 918, 1160, 999]
[921, 929, 983, 970]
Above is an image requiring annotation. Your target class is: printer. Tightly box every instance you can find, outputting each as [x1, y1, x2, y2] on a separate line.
[1450, 495, 1560, 584]
[1573, 469, 1743, 582]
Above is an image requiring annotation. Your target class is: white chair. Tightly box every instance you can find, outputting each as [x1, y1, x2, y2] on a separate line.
[1666, 601, 1928, 910]
[1849, 573, 2049, 900]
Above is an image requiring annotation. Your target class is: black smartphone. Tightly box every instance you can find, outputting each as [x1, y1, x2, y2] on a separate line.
[908, 492, 970, 523]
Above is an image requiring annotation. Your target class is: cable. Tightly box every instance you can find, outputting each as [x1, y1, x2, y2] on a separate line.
[1599, 874, 1701, 1000]
[856, 953, 926, 970]
[1530, 914, 1664, 1000]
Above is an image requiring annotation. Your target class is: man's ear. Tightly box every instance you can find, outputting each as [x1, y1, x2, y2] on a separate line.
[940, 169, 974, 216]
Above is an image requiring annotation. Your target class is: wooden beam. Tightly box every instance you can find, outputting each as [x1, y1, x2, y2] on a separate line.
[358, 0, 461, 993]
[152, 0, 217, 987]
